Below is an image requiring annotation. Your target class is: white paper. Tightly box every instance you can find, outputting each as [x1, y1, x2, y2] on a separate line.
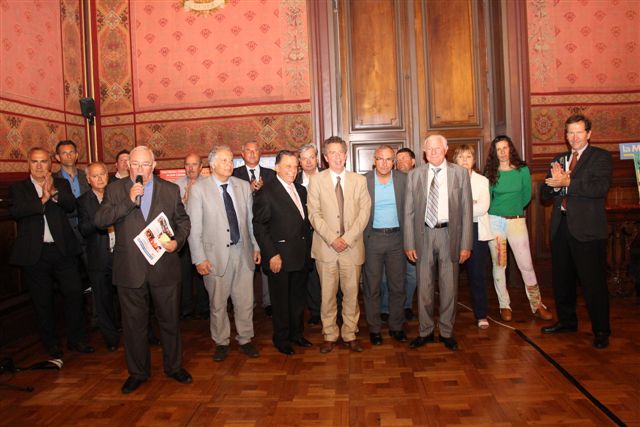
[133, 212, 174, 265]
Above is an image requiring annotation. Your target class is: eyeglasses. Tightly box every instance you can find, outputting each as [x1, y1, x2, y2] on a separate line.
[130, 162, 153, 168]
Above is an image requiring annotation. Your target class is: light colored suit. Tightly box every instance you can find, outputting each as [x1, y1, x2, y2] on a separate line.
[307, 169, 371, 342]
[187, 175, 259, 346]
[404, 161, 472, 338]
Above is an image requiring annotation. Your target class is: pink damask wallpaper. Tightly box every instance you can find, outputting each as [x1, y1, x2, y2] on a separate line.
[527, 0, 640, 160]
[96, 0, 311, 167]
[0, 0, 87, 173]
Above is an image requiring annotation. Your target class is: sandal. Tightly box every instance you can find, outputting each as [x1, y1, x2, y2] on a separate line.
[477, 319, 489, 329]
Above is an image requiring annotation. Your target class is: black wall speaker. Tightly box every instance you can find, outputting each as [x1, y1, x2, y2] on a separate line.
[79, 97, 96, 124]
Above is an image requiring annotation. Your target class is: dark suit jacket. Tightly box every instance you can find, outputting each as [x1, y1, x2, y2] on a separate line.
[541, 145, 612, 242]
[77, 190, 111, 273]
[363, 170, 407, 245]
[9, 178, 80, 266]
[252, 180, 311, 274]
[233, 165, 276, 185]
[53, 168, 90, 196]
[294, 167, 324, 186]
[94, 176, 190, 289]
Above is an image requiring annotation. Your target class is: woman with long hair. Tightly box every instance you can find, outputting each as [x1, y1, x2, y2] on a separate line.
[484, 136, 553, 322]
[453, 145, 492, 329]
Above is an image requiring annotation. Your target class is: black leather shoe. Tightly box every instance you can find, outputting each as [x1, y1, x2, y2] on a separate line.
[68, 341, 95, 353]
[148, 335, 161, 345]
[265, 305, 272, 317]
[121, 376, 146, 394]
[307, 315, 321, 325]
[404, 308, 414, 321]
[409, 333, 434, 349]
[240, 342, 260, 358]
[293, 337, 312, 348]
[541, 322, 577, 334]
[440, 335, 458, 351]
[593, 333, 609, 349]
[380, 313, 389, 322]
[195, 311, 210, 320]
[106, 344, 118, 352]
[180, 312, 196, 320]
[167, 368, 193, 384]
[277, 345, 295, 355]
[369, 333, 383, 345]
[389, 330, 408, 342]
[213, 345, 229, 362]
[48, 345, 63, 359]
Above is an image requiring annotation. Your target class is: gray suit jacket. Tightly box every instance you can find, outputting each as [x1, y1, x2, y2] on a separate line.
[187, 175, 259, 276]
[404, 161, 473, 262]
[363, 170, 407, 246]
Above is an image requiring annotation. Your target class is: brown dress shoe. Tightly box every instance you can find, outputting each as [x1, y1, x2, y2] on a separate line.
[345, 339, 364, 352]
[500, 308, 512, 322]
[534, 305, 553, 320]
[319, 341, 336, 354]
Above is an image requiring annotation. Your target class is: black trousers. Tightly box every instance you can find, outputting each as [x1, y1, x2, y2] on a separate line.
[465, 223, 489, 320]
[118, 281, 182, 380]
[268, 269, 307, 348]
[89, 254, 119, 346]
[22, 244, 86, 349]
[305, 260, 321, 317]
[551, 215, 610, 335]
[179, 243, 208, 316]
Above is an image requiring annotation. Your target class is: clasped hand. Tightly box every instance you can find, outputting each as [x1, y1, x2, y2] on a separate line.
[544, 162, 570, 188]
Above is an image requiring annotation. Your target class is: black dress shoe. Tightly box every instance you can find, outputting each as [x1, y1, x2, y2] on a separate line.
[68, 341, 95, 353]
[180, 312, 196, 320]
[277, 345, 295, 355]
[148, 335, 161, 345]
[593, 333, 609, 349]
[293, 337, 312, 348]
[48, 345, 64, 359]
[380, 313, 389, 322]
[166, 368, 193, 384]
[440, 335, 458, 351]
[404, 308, 414, 321]
[265, 305, 272, 317]
[106, 344, 118, 352]
[409, 333, 434, 349]
[240, 342, 260, 358]
[213, 345, 229, 362]
[122, 376, 147, 394]
[389, 330, 408, 342]
[307, 315, 321, 325]
[541, 322, 577, 334]
[369, 333, 383, 345]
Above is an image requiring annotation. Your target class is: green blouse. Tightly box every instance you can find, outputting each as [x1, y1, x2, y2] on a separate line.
[488, 166, 531, 216]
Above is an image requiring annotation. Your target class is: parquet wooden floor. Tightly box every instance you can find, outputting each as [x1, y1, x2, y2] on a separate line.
[0, 283, 638, 426]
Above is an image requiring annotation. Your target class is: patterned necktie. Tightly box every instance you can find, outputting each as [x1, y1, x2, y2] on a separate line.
[336, 176, 345, 235]
[425, 168, 440, 228]
[249, 169, 256, 182]
[561, 151, 579, 209]
[221, 184, 240, 244]
[288, 183, 304, 218]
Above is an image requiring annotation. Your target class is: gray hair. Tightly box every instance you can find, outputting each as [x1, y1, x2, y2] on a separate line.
[130, 145, 156, 162]
[298, 143, 318, 156]
[424, 134, 448, 148]
[241, 141, 260, 151]
[208, 145, 232, 164]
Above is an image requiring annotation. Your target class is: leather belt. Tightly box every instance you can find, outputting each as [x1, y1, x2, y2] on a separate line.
[372, 227, 400, 234]
[499, 215, 525, 219]
[43, 242, 56, 246]
[425, 222, 448, 229]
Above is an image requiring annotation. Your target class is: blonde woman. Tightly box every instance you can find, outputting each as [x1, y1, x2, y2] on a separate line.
[453, 145, 492, 328]
[483, 136, 553, 322]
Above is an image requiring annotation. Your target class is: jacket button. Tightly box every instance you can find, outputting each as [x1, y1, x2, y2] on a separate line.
[227, 229, 229, 232]
[226, 244, 230, 247]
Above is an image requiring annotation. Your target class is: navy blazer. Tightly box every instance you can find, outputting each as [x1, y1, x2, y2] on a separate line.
[541, 144, 612, 242]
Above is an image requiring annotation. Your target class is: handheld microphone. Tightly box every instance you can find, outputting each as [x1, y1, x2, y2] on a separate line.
[135, 175, 143, 208]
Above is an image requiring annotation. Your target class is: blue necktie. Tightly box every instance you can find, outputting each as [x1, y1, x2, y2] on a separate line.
[221, 184, 240, 244]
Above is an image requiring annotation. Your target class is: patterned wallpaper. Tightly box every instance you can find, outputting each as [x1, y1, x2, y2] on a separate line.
[527, 0, 640, 161]
[0, 0, 87, 173]
[96, 0, 312, 168]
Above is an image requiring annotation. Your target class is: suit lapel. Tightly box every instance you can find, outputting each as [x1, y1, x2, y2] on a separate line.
[572, 145, 592, 176]
[446, 161, 455, 212]
[275, 182, 304, 220]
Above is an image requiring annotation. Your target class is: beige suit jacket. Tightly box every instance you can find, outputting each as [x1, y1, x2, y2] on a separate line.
[307, 169, 371, 265]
